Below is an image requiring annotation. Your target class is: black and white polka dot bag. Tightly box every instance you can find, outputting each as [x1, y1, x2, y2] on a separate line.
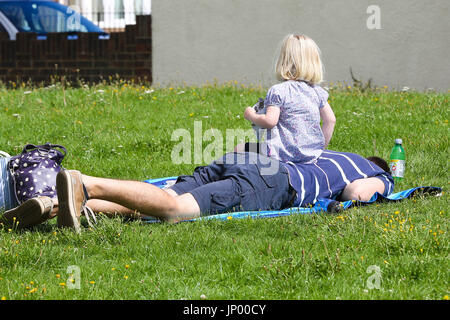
[8, 144, 66, 204]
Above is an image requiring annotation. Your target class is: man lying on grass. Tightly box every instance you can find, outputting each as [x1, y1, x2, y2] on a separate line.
[1, 150, 394, 232]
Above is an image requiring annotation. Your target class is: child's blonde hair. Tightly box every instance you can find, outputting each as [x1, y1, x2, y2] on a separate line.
[275, 34, 324, 84]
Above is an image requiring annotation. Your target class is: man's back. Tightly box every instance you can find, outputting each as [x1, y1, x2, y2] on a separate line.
[282, 150, 394, 207]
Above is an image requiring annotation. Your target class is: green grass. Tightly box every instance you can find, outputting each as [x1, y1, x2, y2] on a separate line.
[0, 81, 448, 300]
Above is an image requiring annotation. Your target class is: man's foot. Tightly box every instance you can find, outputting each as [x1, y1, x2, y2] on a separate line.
[56, 170, 87, 233]
[0, 197, 53, 229]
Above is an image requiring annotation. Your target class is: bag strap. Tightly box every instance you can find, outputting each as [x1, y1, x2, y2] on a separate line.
[21, 143, 67, 157]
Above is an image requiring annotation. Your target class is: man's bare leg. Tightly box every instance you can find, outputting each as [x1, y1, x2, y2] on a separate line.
[82, 175, 201, 222]
[86, 199, 141, 218]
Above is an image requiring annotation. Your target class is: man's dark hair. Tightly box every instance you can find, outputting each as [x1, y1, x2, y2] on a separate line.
[366, 156, 391, 174]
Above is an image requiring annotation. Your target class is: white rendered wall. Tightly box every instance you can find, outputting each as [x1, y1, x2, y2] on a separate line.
[152, 0, 449, 91]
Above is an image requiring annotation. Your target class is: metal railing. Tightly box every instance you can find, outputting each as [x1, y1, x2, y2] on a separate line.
[82, 10, 146, 31]
[64, 1, 152, 32]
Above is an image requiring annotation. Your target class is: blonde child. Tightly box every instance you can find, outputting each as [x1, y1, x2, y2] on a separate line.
[239, 34, 336, 164]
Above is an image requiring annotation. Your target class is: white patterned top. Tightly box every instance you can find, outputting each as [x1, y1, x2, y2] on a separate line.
[264, 80, 329, 164]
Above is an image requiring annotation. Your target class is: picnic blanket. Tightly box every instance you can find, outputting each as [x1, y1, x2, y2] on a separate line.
[142, 177, 442, 223]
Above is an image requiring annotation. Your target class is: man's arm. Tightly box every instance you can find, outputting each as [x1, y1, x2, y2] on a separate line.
[339, 177, 385, 202]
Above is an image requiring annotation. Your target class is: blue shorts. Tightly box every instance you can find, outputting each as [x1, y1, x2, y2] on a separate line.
[170, 152, 296, 216]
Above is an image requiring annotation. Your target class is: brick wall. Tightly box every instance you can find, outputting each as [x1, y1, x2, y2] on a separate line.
[0, 15, 151, 85]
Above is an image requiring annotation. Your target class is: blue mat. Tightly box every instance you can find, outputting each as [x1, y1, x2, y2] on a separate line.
[142, 177, 442, 223]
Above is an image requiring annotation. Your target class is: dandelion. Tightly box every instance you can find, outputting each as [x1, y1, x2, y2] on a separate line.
[89, 281, 95, 284]
[124, 275, 128, 279]
[227, 216, 233, 220]
[28, 288, 37, 294]
[444, 295, 449, 300]
[1, 296, 6, 300]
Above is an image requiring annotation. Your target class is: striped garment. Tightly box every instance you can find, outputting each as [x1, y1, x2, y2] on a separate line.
[282, 150, 394, 207]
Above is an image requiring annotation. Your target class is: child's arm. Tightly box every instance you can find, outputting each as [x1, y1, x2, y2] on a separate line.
[320, 103, 336, 148]
[244, 106, 280, 129]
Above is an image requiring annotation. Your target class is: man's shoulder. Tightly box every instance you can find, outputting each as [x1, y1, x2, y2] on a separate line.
[281, 150, 366, 171]
[316, 150, 374, 172]
[319, 150, 363, 161]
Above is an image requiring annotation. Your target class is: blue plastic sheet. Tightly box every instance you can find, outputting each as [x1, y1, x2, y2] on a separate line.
[142, 177, 442, 223]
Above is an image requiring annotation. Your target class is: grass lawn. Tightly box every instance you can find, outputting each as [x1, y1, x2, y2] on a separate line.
[0, 80, 448, 300]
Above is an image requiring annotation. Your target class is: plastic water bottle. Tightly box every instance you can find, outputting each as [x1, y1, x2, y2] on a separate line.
[389, 138, 405, 181]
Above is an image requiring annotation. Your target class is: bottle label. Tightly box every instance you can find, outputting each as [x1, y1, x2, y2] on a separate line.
[390, 159, 405, 178]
